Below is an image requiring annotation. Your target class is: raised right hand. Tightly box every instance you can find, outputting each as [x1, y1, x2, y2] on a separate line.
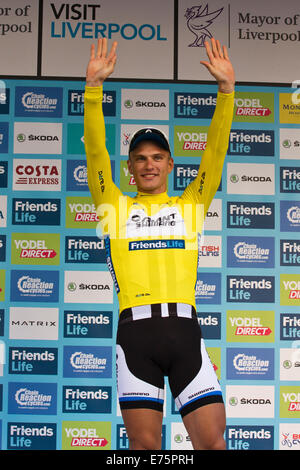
[86, 38, 117, 87]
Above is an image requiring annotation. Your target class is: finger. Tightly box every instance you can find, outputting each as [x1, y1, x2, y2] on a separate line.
[102, 37, 108, 58]
[215, 39, 223, 58]
[200, 60, 214, 74]
[107, 41, 118, 62]
[223, 44, 229, 60]
[204, 40, 214, 64]
[90, 43, 95, 60]
[210, 37, 218, 57]
[96, 38, 102, 58]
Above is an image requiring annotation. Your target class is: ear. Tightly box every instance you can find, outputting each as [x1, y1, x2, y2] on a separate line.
[127, 158, 132, 174]
[168, 156, 174, 174]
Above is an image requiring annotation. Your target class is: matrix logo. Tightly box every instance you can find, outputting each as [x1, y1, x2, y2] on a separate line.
[62, 421, 111, 450]
[12, 198, 61, 226]
[9, 307, 59, 341]
[7, 423, 57, 450]
[62, 386, 111, 414]
[280, 274, 300, 305]
[226, 426, 274, 450]
[280, 386, 300, 418]
[227, 201, 274, 229]
[11, 233, 60, 265]
[226, 310, 275, 343]
[227, 276, 275, 303]
[233, 92, 274, 123]
[280, 201, 300, 231]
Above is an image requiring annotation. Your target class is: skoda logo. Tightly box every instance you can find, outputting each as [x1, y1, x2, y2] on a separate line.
[124, 99, 133, 109]
[230, 174, 239, 183]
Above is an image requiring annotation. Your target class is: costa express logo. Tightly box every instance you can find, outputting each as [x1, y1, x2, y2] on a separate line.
[13, 159, 61, 191]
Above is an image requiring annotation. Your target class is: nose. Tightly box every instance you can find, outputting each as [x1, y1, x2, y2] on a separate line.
[144, 157, 155, 170]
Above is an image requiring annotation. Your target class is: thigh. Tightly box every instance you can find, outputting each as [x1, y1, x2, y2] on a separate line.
[116, 320, 165, 413]
[183, 402, 226, 450]
[168, 319, 223, 418]
[121, 408, 163, 450]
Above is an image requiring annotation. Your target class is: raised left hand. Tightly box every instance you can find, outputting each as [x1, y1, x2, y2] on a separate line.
[200, 38, 235, 94]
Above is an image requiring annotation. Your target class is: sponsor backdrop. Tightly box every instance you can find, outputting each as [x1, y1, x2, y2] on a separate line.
[0, 0, 300, 452]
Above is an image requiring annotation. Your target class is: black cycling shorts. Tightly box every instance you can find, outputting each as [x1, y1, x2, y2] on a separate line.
[116, 303, 223, 418]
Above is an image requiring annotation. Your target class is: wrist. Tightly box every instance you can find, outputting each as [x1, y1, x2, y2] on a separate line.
[218, 80, 235, 94]
[86, 78, 104, 87]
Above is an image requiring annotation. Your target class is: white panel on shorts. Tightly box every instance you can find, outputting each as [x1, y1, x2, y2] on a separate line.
[174, 338, 221, 412]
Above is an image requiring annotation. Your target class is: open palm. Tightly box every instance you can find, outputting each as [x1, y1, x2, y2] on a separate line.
[86, 38, 118, 86]
[200, 38, 235, 94]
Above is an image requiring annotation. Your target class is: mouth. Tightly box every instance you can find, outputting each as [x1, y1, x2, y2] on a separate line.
[141, 173, 158, 180]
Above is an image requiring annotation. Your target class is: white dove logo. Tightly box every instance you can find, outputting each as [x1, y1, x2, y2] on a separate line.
[185, 4, 224, 47]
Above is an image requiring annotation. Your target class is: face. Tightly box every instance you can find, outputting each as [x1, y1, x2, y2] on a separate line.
[128, 141, 174, 194]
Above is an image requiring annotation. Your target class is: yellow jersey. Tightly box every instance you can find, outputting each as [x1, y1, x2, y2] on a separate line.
[84, 86, 234, 312]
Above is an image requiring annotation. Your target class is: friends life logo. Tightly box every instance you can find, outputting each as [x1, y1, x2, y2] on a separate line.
[184, 4, 223, 47]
